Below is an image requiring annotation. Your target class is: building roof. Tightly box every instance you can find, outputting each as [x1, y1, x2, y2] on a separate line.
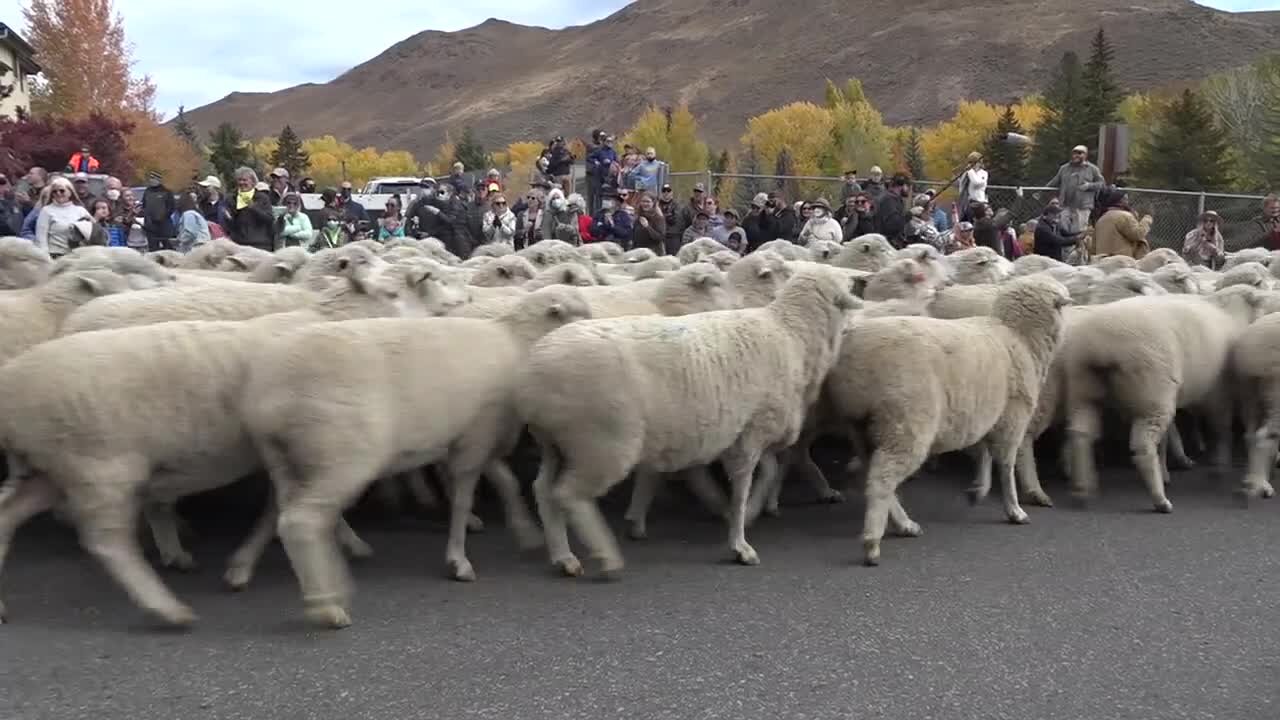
[0, 23, 41, 75]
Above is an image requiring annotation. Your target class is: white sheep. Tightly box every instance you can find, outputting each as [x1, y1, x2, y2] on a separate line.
[0, 237, 53, 289]
[616, 255, 680, 280]
[1011, 254, 1070, 277]
[53, 246, 176, 288]
[1230, 312, 1280, 499]
[622, 247, 658, 264]
[832, 233, 894, 272]
[1151, 263, 1199, 295]
[1222, 247, 1272, 271]
[471, 242, 515, 259]
[726, 250, 791, 307]
[0, 269, 143, 366]
[240, 285, 593, 627]
[1063, 286, 1264, 512]
[578, 242, 625, 264]
[703, 250, 741, 271]
[807, 240, 842, 264]
[1216, 261, 1276, 291]
[676, 237, 731, 265]
[247, 246, 311, 284]
[0, 266, 457, 626]
[515, 267, 859, 579]
[517, 239, 580, 269]
[927, 284, 1000, 319]
[755, 240, 808, 261]
[180, 238, 243, 269]
[860, 257, 934, 304]
[468, 254, 539, 287]
[1091, 255, 1139, 274]
[946, 246, 1008, 285]
[145, 249, 185, 268]
[824, 275, 1070, 565]
[1135, 247, 1183, 273]
[61, 281, 316, 334]
[523, 262, 600, 291]
[217, 246, 275, 272]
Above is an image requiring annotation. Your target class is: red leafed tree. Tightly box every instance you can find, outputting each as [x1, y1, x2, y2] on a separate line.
[0, 112, 134, 178]
[22, 0, 157, 120]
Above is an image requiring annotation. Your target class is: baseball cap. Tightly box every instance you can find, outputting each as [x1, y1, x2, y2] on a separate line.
[1072, 145, 1088, 153]
[957, 221, 975, 232]
[197, 175, 223, 190]
[271, 167, 289, 178]
[692, 183, 706, 193]
[723, 207, 740, 219]
[661, 183, 672, 192]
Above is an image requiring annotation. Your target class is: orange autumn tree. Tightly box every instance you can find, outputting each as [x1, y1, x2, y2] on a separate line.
[23, 0, 200, 185]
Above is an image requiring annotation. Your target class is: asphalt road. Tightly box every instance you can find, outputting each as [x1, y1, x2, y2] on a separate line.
[2, 458, 1279, 720]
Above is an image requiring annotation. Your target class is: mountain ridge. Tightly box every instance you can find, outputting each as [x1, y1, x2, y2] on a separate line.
[181, 0, 1280, 157]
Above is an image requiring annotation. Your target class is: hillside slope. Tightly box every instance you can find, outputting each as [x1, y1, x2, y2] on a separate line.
[182, 0, 1280, 156]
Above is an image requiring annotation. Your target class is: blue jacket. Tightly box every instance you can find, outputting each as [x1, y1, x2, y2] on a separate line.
[20, 206, 39, 239]
[587, 146, 618, 180]
[931, 207, 951, 233]
[590, 209, 633, 245]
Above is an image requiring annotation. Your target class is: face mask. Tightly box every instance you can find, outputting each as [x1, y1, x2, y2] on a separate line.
[602, 200, 615, 210]
[106, 189, 120, 201]
[327, 220, 339, 229]
[551, 197, 566, 211]
[812, 208, 826, 218]
[341, 189, 351, 199]
[645, 154, 656, 161]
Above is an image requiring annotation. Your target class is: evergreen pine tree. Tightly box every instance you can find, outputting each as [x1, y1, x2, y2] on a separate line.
[171, 105, 199, 150]
[904, 127, 926, 181]
[1030, 51, 1091, 181]
[982, 105, 1028, 186]
[1081, 28, 1122, 130]
[453, 127, 491, 173]
[709, 148, 731, 197]
[206, 122, 252, 188]
[268, 125, 310, 178]
[1133, 89, 1233, 192]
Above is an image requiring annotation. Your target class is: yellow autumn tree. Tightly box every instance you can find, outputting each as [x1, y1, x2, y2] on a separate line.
[622, 104, 710, 173]
[122, 111, 202, 186]
[1117, 92, 1162, 167]
[740, 102, 836, 178]
[426, 137, 457, 177]
[500, 141, 547, 187]
[241, 135, 425, 188]
[920, 100, 1045, 181]
[823, 79, 894, 176]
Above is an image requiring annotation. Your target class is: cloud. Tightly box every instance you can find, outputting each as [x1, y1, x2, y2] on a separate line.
[2, 0, 1277, 120]
[0, 0, 630, 119]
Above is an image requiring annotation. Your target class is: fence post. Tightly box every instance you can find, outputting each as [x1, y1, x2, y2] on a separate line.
[707, 169, 714, 196]
[1197, 192, 1206, 217]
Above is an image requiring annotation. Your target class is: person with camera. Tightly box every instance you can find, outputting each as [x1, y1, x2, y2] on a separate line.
[546, 136, 575, 194]
[1033, 204, 1083, 262]
[841, 192, 876, 240]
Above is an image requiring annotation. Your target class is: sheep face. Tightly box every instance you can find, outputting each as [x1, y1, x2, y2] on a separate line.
[397, 263, 471, 316]
[704, 250, 741, 271]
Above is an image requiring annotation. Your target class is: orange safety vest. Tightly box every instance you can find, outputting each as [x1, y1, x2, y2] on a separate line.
[67, 152, 100, 173]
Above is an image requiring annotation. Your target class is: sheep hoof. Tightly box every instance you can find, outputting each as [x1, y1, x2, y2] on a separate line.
[844, 458, 864, 475]
[1006, 508, 1030, 525]
[155, 603, 198, 628]
[762, 505, 781, 518]
[862, 539, 881, 566]
[1153, 500, 1174, 514]
[626, 523, 648, 541]
[0, 600, 6, 624]
[596, 557, 625, 581]
[554, 556, 583, 578]
[892, 521, 923, 538]
[1263, 483, 1276, 499]
[1026, 490, 1054, 508]
[1169, 457, 1195, 471]
[733, 544, 760, 566]
[466, 514, 486, 533]
[964, 487, 988, 506]
[222, 566, 252, 592]
[162, 552, 198, 573]
[447, 559, 477, 583]
[817, 489, 845, 504]
[304, 602, 351, 630]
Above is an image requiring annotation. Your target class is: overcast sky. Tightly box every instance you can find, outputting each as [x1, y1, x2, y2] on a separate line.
[0, 0, 1275, 119]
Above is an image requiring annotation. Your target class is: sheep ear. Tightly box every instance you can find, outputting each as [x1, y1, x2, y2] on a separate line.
[757, 267, 772, 279]
[546, 302, 564, 319]
[697, 272, 716, 287]
[273, 263, 294, 280]
[412, 269, 435, 285]
[337, 257, 350, 272]
[78, 275, 104, 295]
[851, 276, 868, 298]
[225, 256, 250, 270]
[1054, 295, 1072, 308]
[860, 242, 871, 252]
[497, 265, 512, 278]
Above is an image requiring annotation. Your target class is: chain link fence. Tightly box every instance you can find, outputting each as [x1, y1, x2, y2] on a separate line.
[562, 166, 1270, 252]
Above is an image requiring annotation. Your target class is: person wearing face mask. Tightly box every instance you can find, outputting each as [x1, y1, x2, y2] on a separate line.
[632, 147, 665, 195]
[313, 209, 350, 249]
[873, 174, 912, 248]
[546, 136, 575, 194]
[590, 190, 633, 249]
[275, 193, 315, 249]
[798, 197, 843, 246]
[140, 170, 176, 252]
[337, 181, 369, 230]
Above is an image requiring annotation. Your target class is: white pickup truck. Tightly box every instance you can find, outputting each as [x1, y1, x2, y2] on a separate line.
[295, 176, 438, 214]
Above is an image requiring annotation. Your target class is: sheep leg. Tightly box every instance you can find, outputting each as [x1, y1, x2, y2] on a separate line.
[862, 442, 927, 566]
[553, 469, 624, 578]
[67, 462, 195, 626]
[887, 494, 921, 537]
[684, 466, 729, 518]
[1016, 434, 1054, 507]
[530, 435, 580, 577]
[442, 464, 484, 582]
[483, 460, 541, 550]
[1203, 395, 1234, 471]
[431, 466, 485, 532]
[1131, 412, 1175, 513]
[743, 453, 780, 524]
[964, 445, 993, 504]
[1242, 387, 1280, 501]
[791, 434, 844, 503]
[1165, 425, 1194, 472]
[1067, 403, 1104, 503]
[142, 502, 198, 572]
[224, 493, 371, 592]
[624, 469, 664, 540]
[402, 469, 440, 509]
[720, 444, 762, 566]
[0, 474, 61, 623]
[373, 475, 405, 513]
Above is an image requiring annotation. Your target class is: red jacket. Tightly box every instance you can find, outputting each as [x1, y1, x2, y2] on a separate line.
[578, 213, 595, 243]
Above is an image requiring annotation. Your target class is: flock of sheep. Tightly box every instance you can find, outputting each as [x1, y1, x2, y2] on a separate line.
[0, 231, 1278, 631]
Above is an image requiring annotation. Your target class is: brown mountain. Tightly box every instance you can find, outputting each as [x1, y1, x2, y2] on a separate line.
[182, 0, 1280, 157]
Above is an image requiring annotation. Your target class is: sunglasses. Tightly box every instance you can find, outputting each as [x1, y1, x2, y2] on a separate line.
[0, 178, 8, 185]
[51, 188, 69, 194]
[493, 202, 507, 207]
